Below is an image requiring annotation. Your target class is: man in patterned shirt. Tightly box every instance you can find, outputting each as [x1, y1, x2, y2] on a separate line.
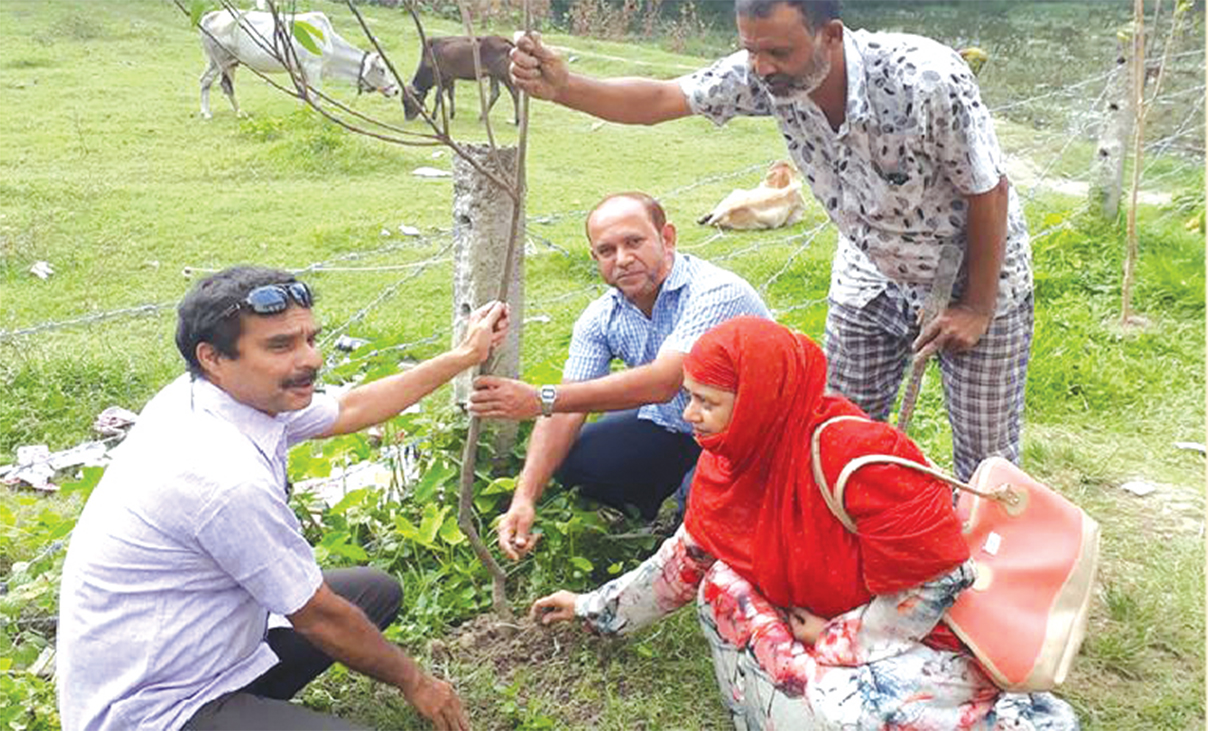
[508, 0, 1033, 481]
[469, 192, 769, 559]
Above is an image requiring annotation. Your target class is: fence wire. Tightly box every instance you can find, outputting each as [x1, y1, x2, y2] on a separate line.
[5, 53, 1202, 354]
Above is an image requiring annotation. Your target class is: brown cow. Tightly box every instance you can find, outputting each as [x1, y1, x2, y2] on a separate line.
[403, 35, 518, 125]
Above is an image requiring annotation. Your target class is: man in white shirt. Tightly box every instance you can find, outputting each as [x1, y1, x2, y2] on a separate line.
[57, 266, 506, 731]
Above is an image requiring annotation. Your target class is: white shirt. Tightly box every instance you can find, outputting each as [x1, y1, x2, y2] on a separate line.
[57, 375, 338, 731]
[680, 28, 1032, 314]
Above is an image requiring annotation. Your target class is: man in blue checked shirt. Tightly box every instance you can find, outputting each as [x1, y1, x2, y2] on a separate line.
[469, 192, 769, 560]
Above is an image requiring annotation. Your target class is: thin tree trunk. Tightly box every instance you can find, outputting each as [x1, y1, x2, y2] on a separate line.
[453, 0, 533, 618]
[1121, 0, 1146, 324]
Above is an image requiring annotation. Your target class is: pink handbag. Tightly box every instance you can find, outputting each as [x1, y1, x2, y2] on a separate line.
[812, 416, 1100, 691]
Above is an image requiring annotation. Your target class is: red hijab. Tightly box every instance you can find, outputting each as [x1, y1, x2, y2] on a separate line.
[683, 317, 969, 619]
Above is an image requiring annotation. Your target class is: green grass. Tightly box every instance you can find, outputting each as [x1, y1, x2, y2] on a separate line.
[1, 1, 1204, 730]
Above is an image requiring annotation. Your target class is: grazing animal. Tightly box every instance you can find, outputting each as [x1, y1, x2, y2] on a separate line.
[697, 161, 807, 230]
[198, 9, 399, 119]
[403, 35, 518, 125]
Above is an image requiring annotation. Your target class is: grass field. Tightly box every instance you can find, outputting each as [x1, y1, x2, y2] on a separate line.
[0, 1, 1204, 730]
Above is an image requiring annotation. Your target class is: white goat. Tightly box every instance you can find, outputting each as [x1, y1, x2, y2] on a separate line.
[198, 9, 398, 119]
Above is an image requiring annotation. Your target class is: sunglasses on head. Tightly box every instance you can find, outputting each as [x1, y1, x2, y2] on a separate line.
[220, 282, 314, 319]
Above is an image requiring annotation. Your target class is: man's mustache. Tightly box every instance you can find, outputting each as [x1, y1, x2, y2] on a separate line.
[281, 369, 318, 389]
[763, 74, 803, 93]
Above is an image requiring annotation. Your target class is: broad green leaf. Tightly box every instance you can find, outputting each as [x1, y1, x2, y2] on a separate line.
[482, 476, 516, 495]
[438, 515, 465, 546]
[292, 20, 324, 56]
[189, 0, 208, 28]
[474, 493, 501, 514]
[320, 529, 350, 548]
[394, 515, 421, 542]
[417, 504, 445, 547]
[330, 487, 371, 516]
[413, 460, 455, 504]
[333, 542, 368, 562]
[570, 556, 593, 572]
[607, 562, 623, 575]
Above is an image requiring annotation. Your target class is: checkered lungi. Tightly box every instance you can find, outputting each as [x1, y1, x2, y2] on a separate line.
[823, 286, 1034, 480]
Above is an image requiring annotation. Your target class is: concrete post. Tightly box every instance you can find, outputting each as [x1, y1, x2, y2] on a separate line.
[451, 144, 524, 454]
[1090, 30, 1136, 220]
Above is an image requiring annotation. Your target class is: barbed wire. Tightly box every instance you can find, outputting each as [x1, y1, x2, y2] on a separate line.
[549, 43, 701, 73]
[1021, 76, 1116, 205]
[988, 68, 1117, 115]
[0, 303, 176, 343]
[759, 222, 832, 296]
[181, 255, 455, 277]
[318, 240, 457, 349]
[772, 296, 830, 316]
[7, 57, 1201, 348]
[527, 282, 604, 309]
[296, 231, 455, 273]
[656, 161, 774, 202]
[331, 329, 452, 369]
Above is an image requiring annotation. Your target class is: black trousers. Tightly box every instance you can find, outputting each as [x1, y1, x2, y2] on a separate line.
[184, 567, 402, 730]
[555, 409, 701, 520]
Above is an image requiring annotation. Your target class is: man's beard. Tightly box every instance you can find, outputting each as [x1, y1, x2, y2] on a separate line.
[763, 47, 831, 102]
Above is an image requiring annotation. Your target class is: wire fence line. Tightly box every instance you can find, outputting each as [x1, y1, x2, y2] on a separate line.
[5, 56, 1201, 349]
[759, 222, 833, 296]
[318, 240, 457, 350]
[988, 68, 1118, 115]
[0, 303, 177, 342]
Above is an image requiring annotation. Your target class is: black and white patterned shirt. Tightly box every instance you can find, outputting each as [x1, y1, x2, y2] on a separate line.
[680, 27, 1032, 313]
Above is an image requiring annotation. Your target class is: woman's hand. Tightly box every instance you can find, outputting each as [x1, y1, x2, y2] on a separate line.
[788, 606, 828, 645]
[530, 590, 579, 625]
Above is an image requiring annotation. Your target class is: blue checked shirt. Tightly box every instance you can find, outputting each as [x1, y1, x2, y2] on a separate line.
[563, 253, 770, 434]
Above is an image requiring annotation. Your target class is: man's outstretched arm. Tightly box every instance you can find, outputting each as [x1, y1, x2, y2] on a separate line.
[510, 31, 692, 125]
[468, 348, 685, 421]
[321, 302, 508, 437]
[289, 583, 469, 730]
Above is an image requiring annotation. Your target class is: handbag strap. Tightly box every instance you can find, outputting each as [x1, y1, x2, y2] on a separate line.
[811, 416, 1000, 533]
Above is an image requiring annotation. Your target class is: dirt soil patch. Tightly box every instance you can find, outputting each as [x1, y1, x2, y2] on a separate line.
[428, 613, 618, 729]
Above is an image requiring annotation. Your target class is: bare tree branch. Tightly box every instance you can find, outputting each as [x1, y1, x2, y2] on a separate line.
[455, 8, 499, 151]
[403, 2, 451, 133]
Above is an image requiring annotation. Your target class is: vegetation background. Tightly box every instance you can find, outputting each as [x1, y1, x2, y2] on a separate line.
[0, 0, 1203, 729]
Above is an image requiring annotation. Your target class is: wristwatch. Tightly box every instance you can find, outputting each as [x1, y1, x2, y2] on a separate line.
[538, 385, 557, 418]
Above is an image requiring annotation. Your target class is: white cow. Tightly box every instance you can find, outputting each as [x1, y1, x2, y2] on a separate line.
[198, 9, 399, 119]
[698, 161, 808, 230]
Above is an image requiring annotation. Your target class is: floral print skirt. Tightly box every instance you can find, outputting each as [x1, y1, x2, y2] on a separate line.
[696, 563, 1080, 731]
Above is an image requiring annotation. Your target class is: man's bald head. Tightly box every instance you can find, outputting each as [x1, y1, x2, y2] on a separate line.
[585, 192, 667, 242]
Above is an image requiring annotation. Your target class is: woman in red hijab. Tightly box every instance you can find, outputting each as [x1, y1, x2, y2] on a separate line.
[532, 318, 1079, 729]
